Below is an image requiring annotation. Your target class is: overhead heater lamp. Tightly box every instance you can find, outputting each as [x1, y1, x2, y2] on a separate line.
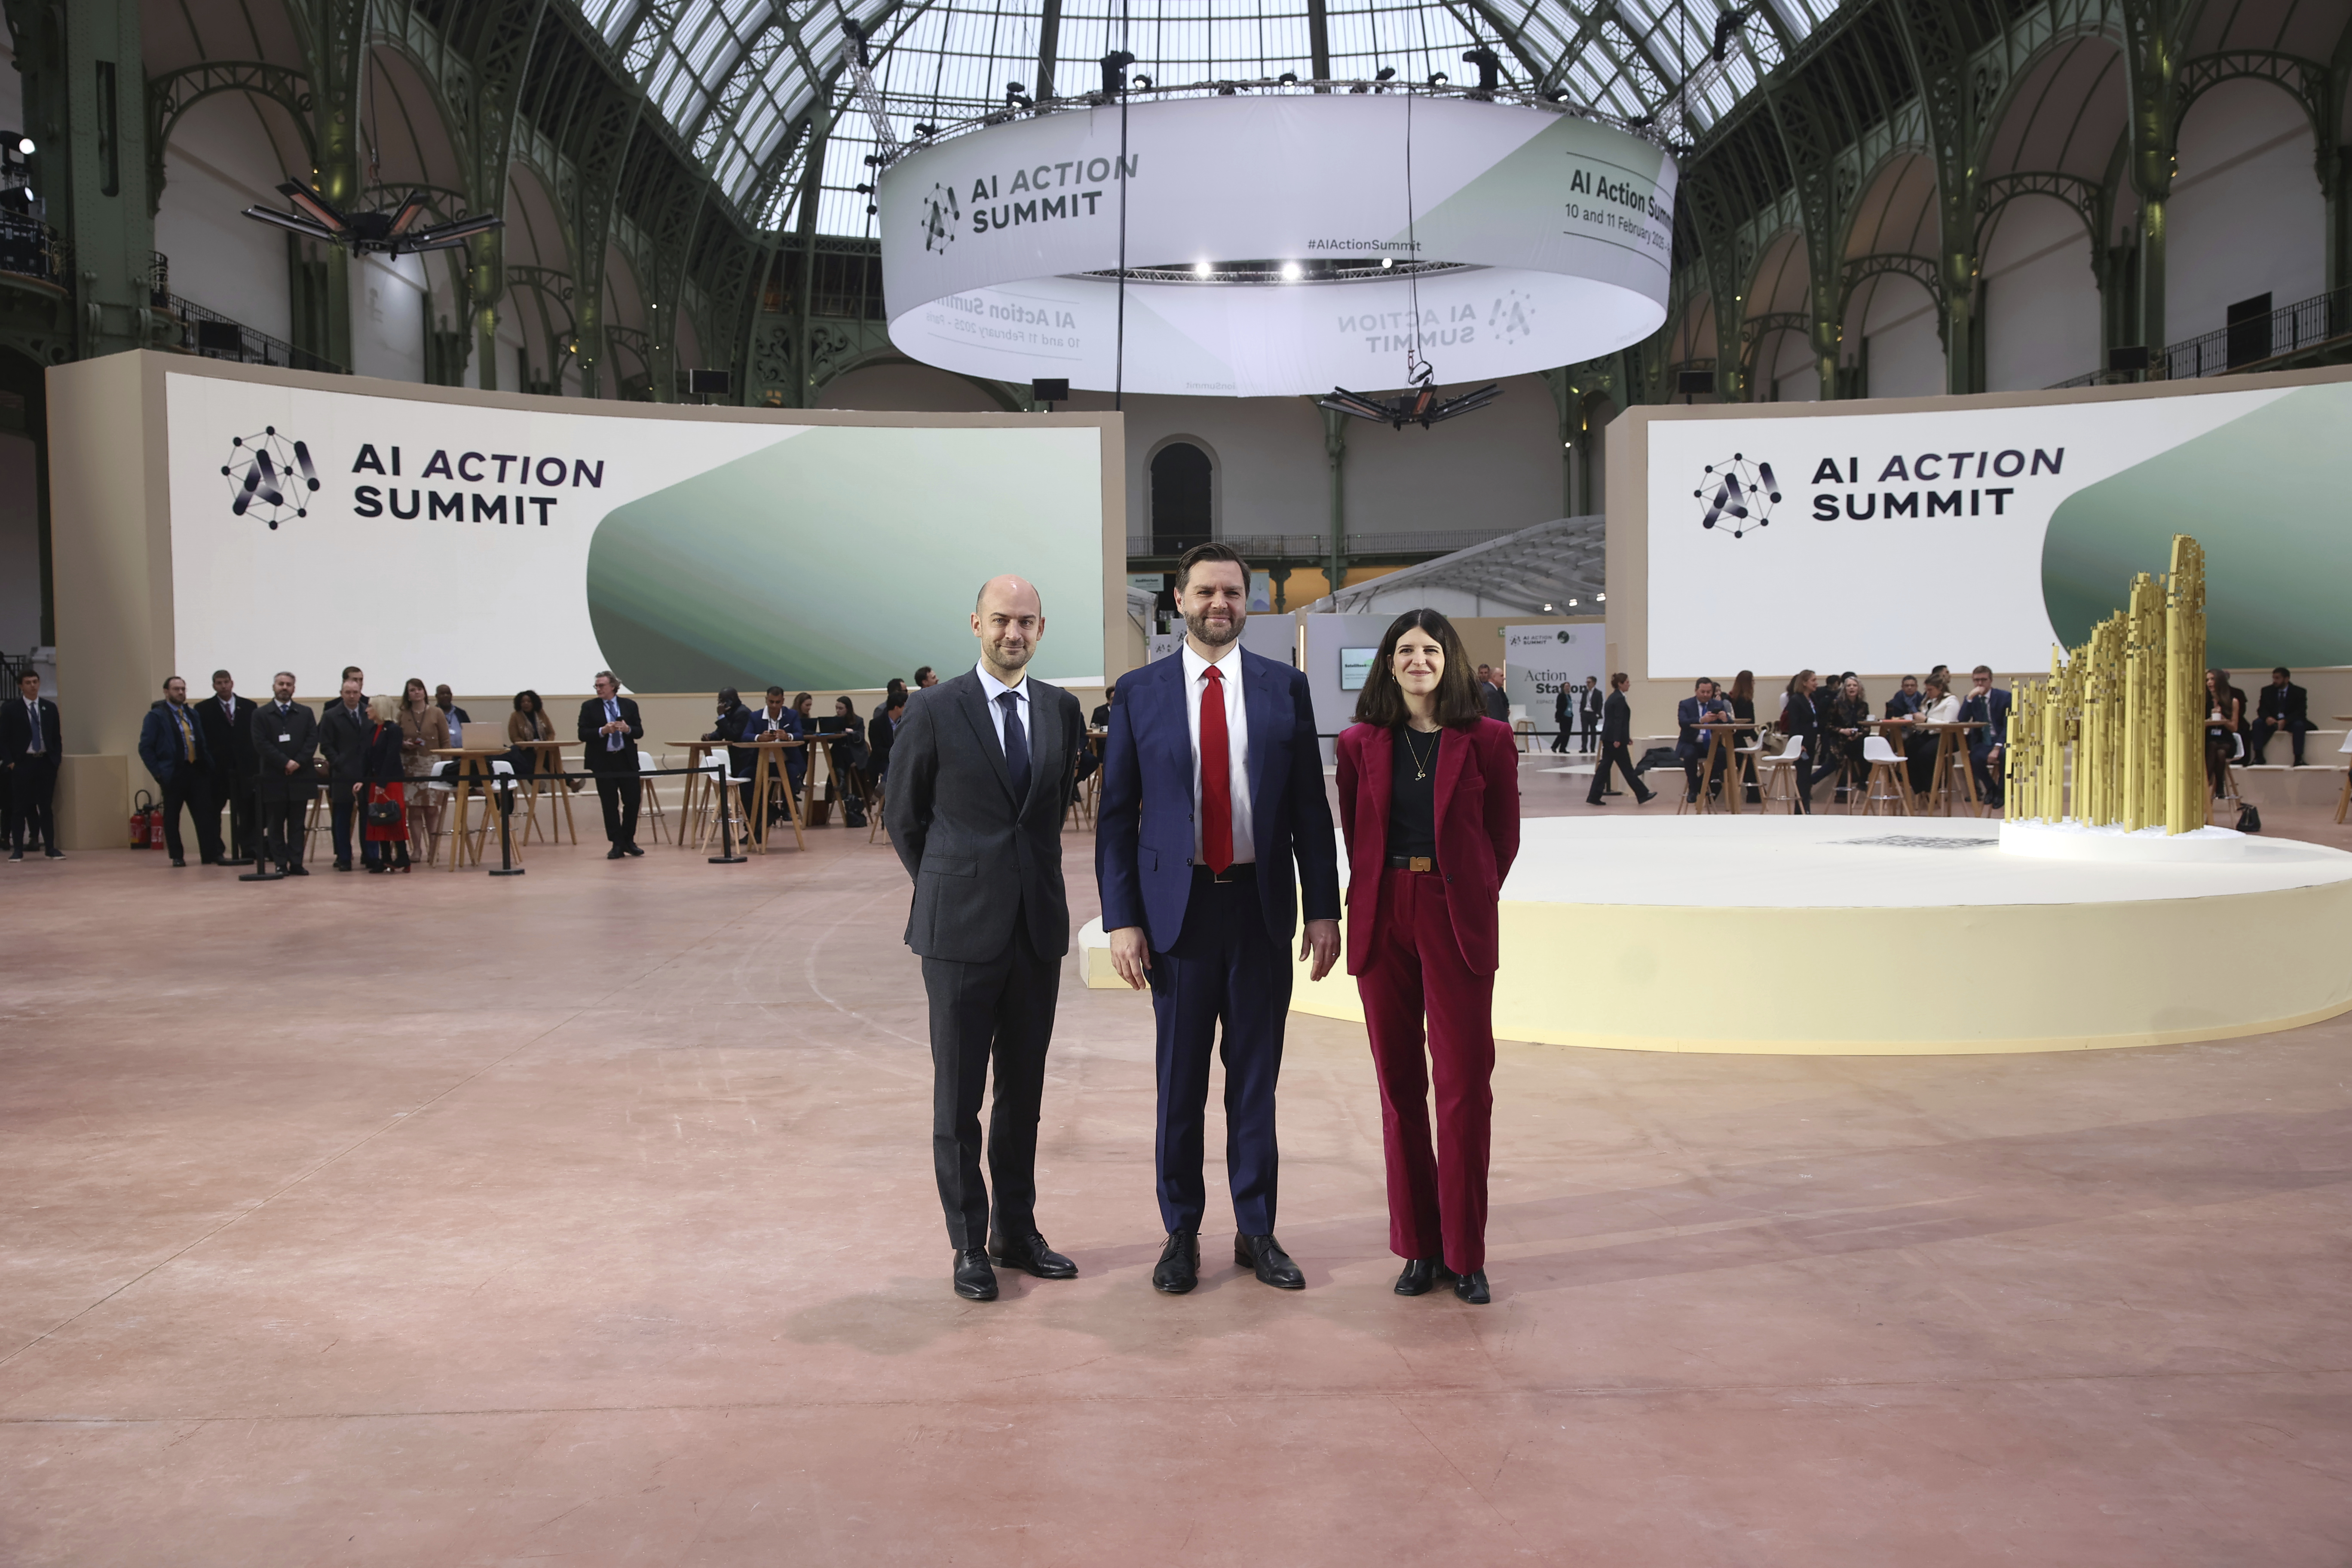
[241, 180, 504, 256]
[1319, 380, 1502, 431]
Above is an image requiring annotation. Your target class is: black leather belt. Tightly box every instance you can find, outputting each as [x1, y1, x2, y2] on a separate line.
[1386, 854, 1436, 872]
[1191, 861, 1256, 884]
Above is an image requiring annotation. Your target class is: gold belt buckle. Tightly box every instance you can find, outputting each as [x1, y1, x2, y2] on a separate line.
[1408, 856, 1432, 873]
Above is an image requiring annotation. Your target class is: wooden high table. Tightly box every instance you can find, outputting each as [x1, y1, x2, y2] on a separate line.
[1668, 723, 1762, 814]
[1865, 719, 1988, 815]
[736, 735, 810, 852]
[427, 747, 524, 870]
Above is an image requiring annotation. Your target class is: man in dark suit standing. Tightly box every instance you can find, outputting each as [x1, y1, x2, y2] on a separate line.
[1675, 677, 1733, 802]
[1586, 672, 1655, 806]
[1097, 542, 1341, 1296]
[578, 670, 645, 858]
[1477, 664, 1510, 724]
[866, 688, 906, 786]
[887, 574, 1086, 1302]
[316, 676, 374, 871]
[197, 669, 259, 865]
[1957, 665, 2013, 809]
[2253, 667, 2311, 765]
[2, 668, 63, 859]
[1579, 677, 1604, 753]
[138, 675, 224, 868]
[251, 671, 318, 875]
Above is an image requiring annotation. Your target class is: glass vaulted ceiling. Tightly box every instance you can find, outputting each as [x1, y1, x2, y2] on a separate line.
[578, 0, 1829, 238]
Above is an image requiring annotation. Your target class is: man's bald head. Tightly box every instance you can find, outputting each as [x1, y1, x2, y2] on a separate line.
[975, 574, 1044, 617]
[971, 574, 1045, 682]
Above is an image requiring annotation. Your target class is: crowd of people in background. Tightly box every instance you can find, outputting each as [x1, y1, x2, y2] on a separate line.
[0, 656, 2332, 866]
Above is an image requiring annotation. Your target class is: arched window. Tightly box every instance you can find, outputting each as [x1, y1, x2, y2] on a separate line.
[1150, 441, 1213, 554]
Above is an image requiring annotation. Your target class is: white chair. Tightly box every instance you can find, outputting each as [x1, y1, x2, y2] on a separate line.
[424, 759, 459, 865]
[1755, 735, 1806, 813]
[637, 750, 670, 845]
[1858, 735, 1914, 816]
[694, 753, 753, 851]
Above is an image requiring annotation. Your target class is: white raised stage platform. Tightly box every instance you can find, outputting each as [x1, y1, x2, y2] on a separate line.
[1258, 817, 2352, 1056]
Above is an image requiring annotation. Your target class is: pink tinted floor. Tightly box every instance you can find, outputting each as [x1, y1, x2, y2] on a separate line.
[3, 767, 2351, 1566]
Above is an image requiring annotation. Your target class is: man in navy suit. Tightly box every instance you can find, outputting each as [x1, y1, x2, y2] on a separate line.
[1674, 677, 1733, 802]
[1097, 542, 1342, 1295]
[1957, 665, 2013, 808]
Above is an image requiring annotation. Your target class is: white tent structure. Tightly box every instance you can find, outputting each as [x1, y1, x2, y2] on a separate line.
[1322, 514, 1605, 619]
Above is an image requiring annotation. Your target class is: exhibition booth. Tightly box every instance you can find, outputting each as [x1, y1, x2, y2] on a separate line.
[40, 352, 1126, 847]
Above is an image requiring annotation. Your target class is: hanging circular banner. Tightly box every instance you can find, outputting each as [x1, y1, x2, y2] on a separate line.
[877, 94, 1676, 398]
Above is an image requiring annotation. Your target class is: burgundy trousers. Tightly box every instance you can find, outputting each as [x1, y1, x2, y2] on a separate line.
[1357, 867, 1495, 1275]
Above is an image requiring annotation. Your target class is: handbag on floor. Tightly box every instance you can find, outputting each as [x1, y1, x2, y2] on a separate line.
[2235, 804, 2261, 833]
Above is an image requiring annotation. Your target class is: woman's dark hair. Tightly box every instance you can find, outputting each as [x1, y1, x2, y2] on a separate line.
[512, 689, 541, 714]
[1729, 670, 1754, 703]
[1353, 609, 1484, 729]
[835, 695, 855, 715]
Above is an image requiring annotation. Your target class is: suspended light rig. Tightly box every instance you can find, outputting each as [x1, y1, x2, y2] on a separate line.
[241, 182, 502, 256]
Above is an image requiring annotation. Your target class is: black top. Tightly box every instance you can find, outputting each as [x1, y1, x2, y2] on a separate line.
[1386, 726, 1439, 863]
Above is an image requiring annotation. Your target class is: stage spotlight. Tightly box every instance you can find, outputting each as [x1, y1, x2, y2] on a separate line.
[1280, 261, 1301, 281]
[914, 123, 938, 137]
[15, 137, 30, 155]
[1193, 260, 1212, 278]
[1134, 74, 1153, 89]
[854, 183, 873, 194]
[1277, 72, 1298, 85]
[1428, 71, 1449, 86]
[1380, 257, 1393, 269]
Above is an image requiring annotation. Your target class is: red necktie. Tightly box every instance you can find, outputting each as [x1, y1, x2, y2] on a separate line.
[1199, 665, 1232, 873]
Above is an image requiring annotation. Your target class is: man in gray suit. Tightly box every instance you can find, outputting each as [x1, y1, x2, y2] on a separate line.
[886, 574, 1087, 1302]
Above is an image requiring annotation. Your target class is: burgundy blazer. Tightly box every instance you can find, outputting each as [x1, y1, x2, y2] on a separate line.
[1334, 718, 1522, 976]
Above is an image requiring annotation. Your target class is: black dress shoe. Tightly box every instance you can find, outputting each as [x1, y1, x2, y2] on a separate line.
[1452, 1269, 1491, 1305]
[332, 859, 352, 872]
[6, 849, 18, 861]
[284, 863, 309, 876]
[989, 1231, 1078, 1279]
[952, 1248, 998, 1301]
[1394, 1259, 1448, 1296]
[170, 856, 187, 868]
[623, 842, 645, 857]
[1152, 1229, 1200, 1294]
[1235, 1233, 1305, 1289]
[364, 861, 386, 874]
[606, 846, 626, 860]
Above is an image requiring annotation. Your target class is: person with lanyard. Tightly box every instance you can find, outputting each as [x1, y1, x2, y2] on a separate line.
[1334, 609, 1521, 1305]
[577, 671, 645, 858]
[2, 668, 63, 860]
[1779, 669, 1828, 812]
[250, 671, 318, 875]
[137, 675, 223, 868]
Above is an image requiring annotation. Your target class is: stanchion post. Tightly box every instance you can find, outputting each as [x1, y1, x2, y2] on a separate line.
[710, 766, 746, 864]
[489, 766, 525, 876]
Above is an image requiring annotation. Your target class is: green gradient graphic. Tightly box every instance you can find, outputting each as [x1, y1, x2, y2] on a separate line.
[2043, 382, 2352, 668]
[586, 426, 1102, 691]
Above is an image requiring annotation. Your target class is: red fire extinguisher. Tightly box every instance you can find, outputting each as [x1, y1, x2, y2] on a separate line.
[131, 789, 162, 848]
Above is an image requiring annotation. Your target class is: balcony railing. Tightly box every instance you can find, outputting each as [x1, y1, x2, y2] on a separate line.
[0, 209, 67, 288]
[165, 293, 343, 375]
[2049, 285, 2352, 389]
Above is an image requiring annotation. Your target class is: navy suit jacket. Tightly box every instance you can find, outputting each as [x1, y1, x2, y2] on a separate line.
[1958, 687, 2012, 749]
[138, 701, 210, 785]
[1675, 696, 1730, 759]
[1095, 645, 1341, 954]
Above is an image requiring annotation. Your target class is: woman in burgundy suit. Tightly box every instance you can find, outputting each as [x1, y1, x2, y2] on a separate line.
[1336, 609, 1521, 1304]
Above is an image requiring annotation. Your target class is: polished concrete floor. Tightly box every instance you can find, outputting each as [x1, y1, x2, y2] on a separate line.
[5, 766, 2351, 1565]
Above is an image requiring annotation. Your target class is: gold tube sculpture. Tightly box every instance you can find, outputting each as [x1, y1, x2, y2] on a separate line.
[2005, 533, 2208, 836]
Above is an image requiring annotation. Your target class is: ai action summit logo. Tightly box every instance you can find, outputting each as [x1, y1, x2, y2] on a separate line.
[919, 182, 960, 254]
[1693, 451, 1780, 539]
[222, 427, 320, 529]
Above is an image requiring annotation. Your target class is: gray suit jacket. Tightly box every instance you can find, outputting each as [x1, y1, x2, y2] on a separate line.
[886, 669, 1085, 964]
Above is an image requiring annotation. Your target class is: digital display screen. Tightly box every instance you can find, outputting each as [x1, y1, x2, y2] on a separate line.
[1339, 647, 1376, 691]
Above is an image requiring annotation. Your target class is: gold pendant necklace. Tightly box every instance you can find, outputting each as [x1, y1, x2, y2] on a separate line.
[1403, 726, 1437, 781]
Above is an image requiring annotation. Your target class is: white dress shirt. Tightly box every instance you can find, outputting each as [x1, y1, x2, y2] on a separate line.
[975, 663, 1029, 757]
[1180, 640, 1253, 865]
